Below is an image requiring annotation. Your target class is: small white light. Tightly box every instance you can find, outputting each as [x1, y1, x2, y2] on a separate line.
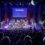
[31, 0, 35, 5]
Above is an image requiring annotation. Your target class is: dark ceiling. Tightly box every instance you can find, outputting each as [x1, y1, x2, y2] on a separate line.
[0, 0, 45, 3]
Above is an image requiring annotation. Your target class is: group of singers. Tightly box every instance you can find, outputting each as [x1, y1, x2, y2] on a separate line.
[0, 18, 45, 31]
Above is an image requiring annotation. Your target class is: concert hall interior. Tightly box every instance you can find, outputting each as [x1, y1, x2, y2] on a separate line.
[0, 0, 45, 45]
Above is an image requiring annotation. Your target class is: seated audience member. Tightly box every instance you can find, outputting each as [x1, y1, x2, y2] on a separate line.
[2, 36, 11, 45]
[24, 35, 32, 45]
[16, 39, 23, 45]
[43, 37, 45, 45]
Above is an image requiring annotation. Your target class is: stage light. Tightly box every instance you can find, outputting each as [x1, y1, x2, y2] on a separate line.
[31, 0, 35, 5]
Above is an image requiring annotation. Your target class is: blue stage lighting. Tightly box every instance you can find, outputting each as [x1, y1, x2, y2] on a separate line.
[31, 0, 35, 5]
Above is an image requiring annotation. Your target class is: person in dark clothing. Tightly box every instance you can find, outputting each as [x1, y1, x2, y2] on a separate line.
[2, 36, 11, 45]
[24, 35, 32, 45]
[43, 37, 45, 45]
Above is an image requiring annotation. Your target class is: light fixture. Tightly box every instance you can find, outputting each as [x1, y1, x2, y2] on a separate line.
[31, 0, 35, 5]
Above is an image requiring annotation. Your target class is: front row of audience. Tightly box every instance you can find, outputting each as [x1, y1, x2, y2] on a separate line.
[0, 29, 45, 45]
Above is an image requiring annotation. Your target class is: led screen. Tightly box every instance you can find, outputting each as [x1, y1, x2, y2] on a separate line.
[12, 8, 27, 17]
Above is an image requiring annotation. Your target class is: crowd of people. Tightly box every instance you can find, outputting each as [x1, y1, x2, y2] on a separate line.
[0, 29, 45, 45]
[0, 18, 45, 45]
[0, 19, 45, 30]
[0, 19, 30, 30]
